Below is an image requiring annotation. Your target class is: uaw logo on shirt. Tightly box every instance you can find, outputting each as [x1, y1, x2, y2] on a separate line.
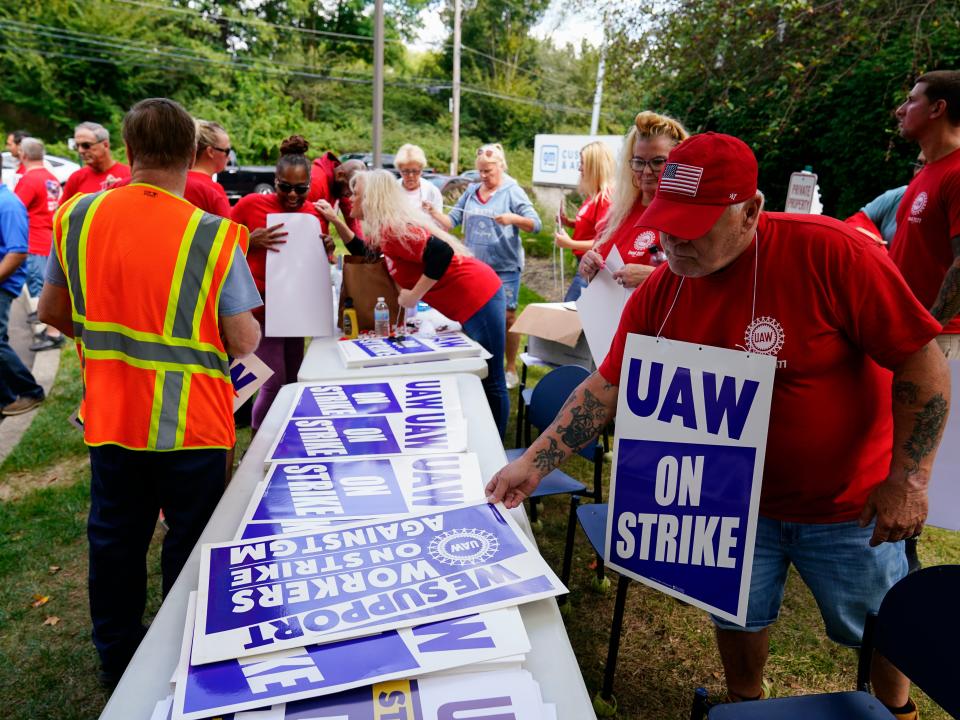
[744, 316, 786, 368]
[628, 230, 657, 258]
[909, 191, 928, 224]
[428, 528, 499, 566]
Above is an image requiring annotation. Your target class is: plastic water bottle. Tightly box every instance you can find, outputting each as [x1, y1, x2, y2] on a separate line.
[373, 296, 390, 337]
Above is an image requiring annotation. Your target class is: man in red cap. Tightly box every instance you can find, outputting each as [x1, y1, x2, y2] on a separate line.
[486, 132, 949, 718]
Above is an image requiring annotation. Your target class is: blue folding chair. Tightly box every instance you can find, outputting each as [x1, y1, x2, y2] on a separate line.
[690, 564, 960, 719]
[513, 349, 557, 449]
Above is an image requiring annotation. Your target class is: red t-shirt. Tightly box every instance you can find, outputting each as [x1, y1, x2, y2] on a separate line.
[380, 226, 501, 323]
[61, 162, 131, 204]
[599, 212, 940, 523]
[231, 193, 323, 302]
[889, 146, 960, 333]
[571, 191, 611, 258]
[14, 168, 61, 255]
[185, 170, 231, 218]
[308, 151, 364, 239]
[597, 199, 656, 265]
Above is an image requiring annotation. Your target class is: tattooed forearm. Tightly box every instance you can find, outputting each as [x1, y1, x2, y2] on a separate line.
[929, 256, 960, 326]
[894, 380, 919, 405]
[533, 437, 565, 475]
[902, 393, 948, 475]
[556, 387, 611, 451]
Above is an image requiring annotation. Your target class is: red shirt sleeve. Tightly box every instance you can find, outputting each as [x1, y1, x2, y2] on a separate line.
[61, 171, 81, 206]
[13, 173, 39, 209]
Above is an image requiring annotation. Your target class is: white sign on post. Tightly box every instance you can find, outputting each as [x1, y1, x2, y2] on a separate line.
[533, 134, 624, 187]
[605, 334, 775, 625]
[265, 213, 334, 338]
[785, 171, 818, 214]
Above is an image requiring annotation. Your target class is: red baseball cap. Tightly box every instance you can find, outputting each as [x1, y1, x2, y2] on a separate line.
[643, 132, 758, 239]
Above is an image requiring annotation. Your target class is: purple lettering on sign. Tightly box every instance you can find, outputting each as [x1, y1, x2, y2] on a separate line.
[269, 416, 400, 461]
[291, 382, 401, 418]
[355, 336, 434, 358]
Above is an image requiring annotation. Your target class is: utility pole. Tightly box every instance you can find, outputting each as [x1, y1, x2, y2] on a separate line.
[589, 50, 605, 136]
[450, 0, 462, 175]
[372, 0, 385, 167]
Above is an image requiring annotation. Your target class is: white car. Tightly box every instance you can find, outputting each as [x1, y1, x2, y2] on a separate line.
[2, 151, 81, 190]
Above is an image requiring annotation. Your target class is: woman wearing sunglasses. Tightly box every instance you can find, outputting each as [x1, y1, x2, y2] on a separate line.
[231, 134, 330, 434]
[350, 169, 510, 437]
[184, 119, 232, 217]
[579, 111, 689, 289]
[427, 143, 541, 390]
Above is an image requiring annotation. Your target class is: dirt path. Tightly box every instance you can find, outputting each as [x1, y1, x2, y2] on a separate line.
[522, 254, 571, 302]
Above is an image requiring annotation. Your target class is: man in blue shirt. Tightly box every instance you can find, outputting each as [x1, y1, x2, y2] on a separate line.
[0, 184, 44, 415]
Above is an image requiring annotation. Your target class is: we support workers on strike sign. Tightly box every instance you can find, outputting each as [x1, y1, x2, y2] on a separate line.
[604, 334, 774, 624]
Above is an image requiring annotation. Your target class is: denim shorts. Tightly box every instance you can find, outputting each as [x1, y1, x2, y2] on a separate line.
[496, 270, 521, 311]
[711, 516, 907, 647]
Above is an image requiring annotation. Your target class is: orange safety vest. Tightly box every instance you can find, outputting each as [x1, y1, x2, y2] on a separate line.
[53, 183, 249, 451]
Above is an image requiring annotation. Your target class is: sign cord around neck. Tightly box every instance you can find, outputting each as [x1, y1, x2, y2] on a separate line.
[656, 232, 760, 344]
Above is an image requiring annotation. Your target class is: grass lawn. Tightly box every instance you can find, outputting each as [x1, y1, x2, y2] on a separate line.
[0, 315, 957, 719]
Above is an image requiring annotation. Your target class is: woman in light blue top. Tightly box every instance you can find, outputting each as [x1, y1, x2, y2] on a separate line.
[429, 143, 541, 388]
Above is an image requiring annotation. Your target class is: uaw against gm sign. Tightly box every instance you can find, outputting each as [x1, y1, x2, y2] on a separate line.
[175, 593, 530, 720]
[265, 378, 467, 462]
[193, 503, 565, 665]
[337, 332, 484, 369]
[235, 455, 486, 540]
[605, 334, 775, 625]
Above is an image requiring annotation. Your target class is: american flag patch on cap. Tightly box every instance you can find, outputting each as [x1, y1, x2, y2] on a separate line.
[660, 163, 703, 197]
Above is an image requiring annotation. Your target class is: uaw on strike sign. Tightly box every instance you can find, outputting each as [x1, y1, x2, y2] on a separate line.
[605, 334, 775, 625]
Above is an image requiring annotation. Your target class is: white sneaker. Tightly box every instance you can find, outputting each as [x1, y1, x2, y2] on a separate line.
[505, 370, 519, 389]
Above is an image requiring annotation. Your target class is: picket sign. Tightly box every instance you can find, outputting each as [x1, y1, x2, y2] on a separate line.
[283, 377, 462, 419]
[337, 332, 485, 369]
[173, 593, 530, 720]
[235, 454, 486, 541]
[230, 354, 274, 412]
[193, 502, 566, 665]
[605, 334, 775, 625]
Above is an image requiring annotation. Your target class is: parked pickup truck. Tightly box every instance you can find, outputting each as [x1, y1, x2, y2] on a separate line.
[215, 151, 275, 204]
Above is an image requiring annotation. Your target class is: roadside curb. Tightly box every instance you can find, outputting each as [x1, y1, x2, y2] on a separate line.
[0, 346, 62, 465]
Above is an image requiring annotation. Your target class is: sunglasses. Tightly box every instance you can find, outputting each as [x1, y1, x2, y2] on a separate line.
[476, 144, 504, 158]
[276, 181, 310, 195]
[76, 140, 106, 151]
[629, 156, 668, 172]
[211, 145, 232, 155]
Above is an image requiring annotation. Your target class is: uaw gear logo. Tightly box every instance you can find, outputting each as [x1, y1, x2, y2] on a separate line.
[428, 528, 499, 566]
[633, 230, 657, 255]
[744, 316, 785, 356]
[911, 191, 928, 217]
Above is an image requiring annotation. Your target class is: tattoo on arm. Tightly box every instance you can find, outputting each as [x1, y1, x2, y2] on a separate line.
[556, 387, 610, 451]
[893, 380, 919, 405]
[901, 392, 948, 475]
[533, 437, 565, 475]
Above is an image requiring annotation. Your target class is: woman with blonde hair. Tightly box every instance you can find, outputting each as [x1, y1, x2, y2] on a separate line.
[427, 142, 541, 389]
[395, 143, 443, 214]
[347, 170, 511, 437]
[580, 111, 689, 288]
[185, 119, 232, 217]
[554, 140, 615, 301]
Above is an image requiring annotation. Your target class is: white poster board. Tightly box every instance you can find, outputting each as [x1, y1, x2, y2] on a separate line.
[605, 334, 775, 625]
[230, 354, 274, 411]
[576, 246, 632, 366]
[928, 358, 960, 530]
[533, 134, 624, 187]
[264, 213, 333, 338]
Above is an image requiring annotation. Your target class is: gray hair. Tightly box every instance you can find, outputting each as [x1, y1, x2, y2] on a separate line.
[75, 121, 110, 142]
[19, 137, 44, 161]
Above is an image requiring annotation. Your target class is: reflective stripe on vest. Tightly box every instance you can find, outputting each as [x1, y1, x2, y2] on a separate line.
[60, 190, 233, 450]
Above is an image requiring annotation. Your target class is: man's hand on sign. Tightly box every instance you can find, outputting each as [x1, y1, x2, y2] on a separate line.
[579, 249, 605, 281]
[485, 457, 543, 509]
[612, 263, 655, 289]
[398, 288, 420, 309]
[249, 223, 287, 252]
[859, 472, 928, 547]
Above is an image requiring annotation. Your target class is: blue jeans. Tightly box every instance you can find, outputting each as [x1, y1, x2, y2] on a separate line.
[88, 444, 226, 674]
[0, 290, 43, 406]
[711, 516, 907, 647]
[463, 287, 510, 438]
[563, 270, 589, 302]
[495, 270, 521, 311]
[25, 253, 46, 298]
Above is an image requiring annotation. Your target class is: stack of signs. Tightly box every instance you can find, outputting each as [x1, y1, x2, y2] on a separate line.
[603, 334, 775, 626]
[265, 378, 467, 463]
[337, 332, 484, 369]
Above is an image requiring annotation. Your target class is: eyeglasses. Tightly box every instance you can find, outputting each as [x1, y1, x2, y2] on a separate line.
[629, 156, 668, 172]
[276, 181, 310, 195]
[212, 146, 232, 155]
[399, 168, 422, 176]
[76, 139, 106, 151]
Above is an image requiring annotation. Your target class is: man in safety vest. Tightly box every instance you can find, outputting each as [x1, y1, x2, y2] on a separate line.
[38, 97, 262, 689]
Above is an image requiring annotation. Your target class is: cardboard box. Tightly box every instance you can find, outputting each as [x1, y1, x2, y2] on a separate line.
[509, 302, 594, 369]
